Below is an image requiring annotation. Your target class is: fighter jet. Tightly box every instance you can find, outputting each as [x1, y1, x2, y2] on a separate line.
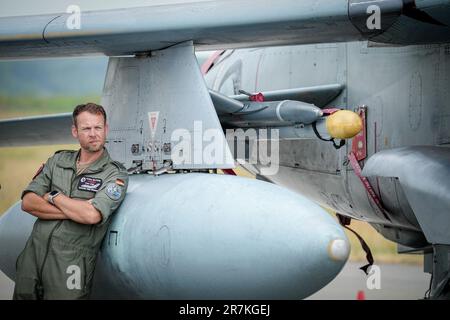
[0, 0, 449, 299]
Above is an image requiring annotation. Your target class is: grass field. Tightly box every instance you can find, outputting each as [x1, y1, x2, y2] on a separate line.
[0, 144, 78, 213]
[0, 97, 422, 265]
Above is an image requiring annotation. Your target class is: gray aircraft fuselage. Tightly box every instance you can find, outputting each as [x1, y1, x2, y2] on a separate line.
[204, 41, 450, 249]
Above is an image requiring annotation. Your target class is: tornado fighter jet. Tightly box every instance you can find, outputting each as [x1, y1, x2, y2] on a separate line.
[0, 0, 449, 299]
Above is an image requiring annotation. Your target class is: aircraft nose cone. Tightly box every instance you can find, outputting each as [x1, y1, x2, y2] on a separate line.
[100, 173, 350, 299]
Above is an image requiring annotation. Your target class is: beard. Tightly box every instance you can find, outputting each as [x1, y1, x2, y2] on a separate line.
[82, 140, 105, 153]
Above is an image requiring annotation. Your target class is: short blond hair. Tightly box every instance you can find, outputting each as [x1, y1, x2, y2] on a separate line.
[73, 103, 107, 127]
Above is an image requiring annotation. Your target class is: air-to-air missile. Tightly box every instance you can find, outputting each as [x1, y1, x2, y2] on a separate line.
[0, 173, 350, 299]
[209, 89, 363, 141]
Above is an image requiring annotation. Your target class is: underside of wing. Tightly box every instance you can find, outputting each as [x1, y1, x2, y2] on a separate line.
[0, 0, 356, 58]
[0, 113, 75, 147]
[1, 0, 449, 59]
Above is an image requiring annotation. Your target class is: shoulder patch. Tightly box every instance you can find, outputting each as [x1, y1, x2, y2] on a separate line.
[105, 182, 123, 200]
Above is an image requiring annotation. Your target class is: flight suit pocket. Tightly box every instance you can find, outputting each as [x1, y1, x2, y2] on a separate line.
[14, 238, 40, 299]
[82, 254, 97, 292]
[14, 248, 40, 300]
[57, 220, 94, 245]
[51, 165, 75, 195]
[42, 244, 97, 299]
[13, 277, 39, 300]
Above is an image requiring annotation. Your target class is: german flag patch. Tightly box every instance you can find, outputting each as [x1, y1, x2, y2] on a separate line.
[115, 178, 125, 186]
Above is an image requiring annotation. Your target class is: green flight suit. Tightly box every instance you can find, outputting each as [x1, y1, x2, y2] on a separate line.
[13, 148, 128, 300]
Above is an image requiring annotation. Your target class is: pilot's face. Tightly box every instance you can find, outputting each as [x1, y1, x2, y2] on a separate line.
[72, 111, 108, 153]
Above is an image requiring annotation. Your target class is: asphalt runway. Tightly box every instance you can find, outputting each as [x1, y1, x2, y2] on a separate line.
[308, 261, 431, 300]
[0, 270, 13, 300]
[0, 261, 430, 300]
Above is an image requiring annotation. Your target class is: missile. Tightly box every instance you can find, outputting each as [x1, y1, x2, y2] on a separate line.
[219, 100, 324, 128]
[210, 89, 323, 127]
[246, 110, 363, 143]
[0, 173, 350, 299]
[209, 89, 362, 141]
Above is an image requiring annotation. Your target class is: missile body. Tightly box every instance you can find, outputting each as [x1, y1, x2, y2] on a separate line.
[0, 173, 349, 299]
[210, 89, 362, 142]
[220, 100, 323, 128]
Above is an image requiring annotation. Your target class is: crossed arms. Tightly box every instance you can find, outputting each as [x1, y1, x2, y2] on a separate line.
[21, 192, 102, 225]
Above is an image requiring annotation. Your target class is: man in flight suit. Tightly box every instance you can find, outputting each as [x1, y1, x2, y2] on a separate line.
[14, 103, 128, 299]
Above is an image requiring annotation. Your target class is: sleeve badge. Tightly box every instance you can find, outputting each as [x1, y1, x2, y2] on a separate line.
[105, 182, 122, 200]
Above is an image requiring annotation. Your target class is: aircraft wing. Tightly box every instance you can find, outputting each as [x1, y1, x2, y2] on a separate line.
[1, 0, 450, 59]
[0, 113, 75, 147]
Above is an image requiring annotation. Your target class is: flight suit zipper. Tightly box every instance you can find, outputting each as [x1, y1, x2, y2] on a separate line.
[82, 257, 87, 290]
[37, 220, 62, 299]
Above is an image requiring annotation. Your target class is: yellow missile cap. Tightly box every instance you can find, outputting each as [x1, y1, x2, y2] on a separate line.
[325, 110, 363, 139]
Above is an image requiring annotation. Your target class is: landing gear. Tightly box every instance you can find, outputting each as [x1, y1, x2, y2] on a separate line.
[425, 245, 450, 299]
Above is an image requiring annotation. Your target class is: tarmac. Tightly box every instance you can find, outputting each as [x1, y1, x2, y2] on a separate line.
[0, 261, 430, 300]
[308, 261, 430, 300]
